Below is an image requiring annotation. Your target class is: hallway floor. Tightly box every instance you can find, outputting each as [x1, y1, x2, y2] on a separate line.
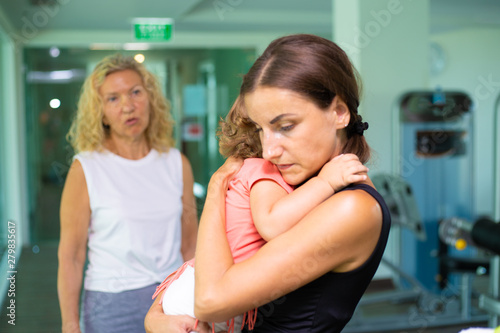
[0, 243, 493, 333]
[0, 243, 61, 332]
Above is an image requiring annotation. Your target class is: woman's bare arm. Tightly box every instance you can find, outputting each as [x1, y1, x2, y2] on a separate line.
[57, 160, 90, 333]
[194, 158, 381, 322]
[180, 154, 198, 261]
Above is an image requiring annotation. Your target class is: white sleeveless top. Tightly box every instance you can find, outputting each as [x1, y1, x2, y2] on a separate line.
[75, 148, 185, 292]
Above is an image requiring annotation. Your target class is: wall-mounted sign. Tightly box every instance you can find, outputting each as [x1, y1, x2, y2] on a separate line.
[182, 122, 204, 142]
[132, 18, 173, 41]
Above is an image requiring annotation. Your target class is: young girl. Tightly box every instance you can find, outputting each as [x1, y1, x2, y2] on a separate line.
[152, 97, 368, 332]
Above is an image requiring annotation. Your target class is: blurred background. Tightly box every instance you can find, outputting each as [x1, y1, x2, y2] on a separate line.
[0, 0, 499, 332]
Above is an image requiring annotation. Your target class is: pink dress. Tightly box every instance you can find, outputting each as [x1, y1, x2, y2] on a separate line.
[152, 158, 293, 332]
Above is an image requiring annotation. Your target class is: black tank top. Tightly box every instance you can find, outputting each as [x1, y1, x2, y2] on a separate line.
[244, 184, 391, 333]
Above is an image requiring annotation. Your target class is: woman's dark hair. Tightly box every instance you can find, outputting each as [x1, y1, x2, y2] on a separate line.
[226, 33, 371, 163]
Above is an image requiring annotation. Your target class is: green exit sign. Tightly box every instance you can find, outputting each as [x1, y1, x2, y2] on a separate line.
[133, 18, 173, 41]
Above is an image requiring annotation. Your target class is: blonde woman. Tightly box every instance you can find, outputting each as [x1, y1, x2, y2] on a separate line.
[58, 54, 198, 333]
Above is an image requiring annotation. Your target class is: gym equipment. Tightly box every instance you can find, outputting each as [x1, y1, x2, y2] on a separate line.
[439, 217, 500, 256]
[344, 175, 492, 332]
[396, 90, 475, 293]
[344, 89, 495, 332]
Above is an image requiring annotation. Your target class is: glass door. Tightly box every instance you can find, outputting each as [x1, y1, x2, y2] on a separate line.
[24, 48, 87, 243]
[23, 47, 256, 243]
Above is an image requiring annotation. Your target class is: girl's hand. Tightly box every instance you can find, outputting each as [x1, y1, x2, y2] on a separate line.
[317, 154, 368, 192]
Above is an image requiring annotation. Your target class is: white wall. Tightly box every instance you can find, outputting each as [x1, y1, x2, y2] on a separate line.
[430, 27, 500, 219]
[334, 0, 430, 280]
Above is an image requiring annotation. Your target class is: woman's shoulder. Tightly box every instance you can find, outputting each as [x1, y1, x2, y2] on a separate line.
[322, 183, 386, 235]
[156, 146, 180, 156]
[335, 183, 386, 210]
[155, 147, 183, 164]
[74, 150, 97, 159]
[73, 149, 109, 162]
[331, 182, 377, 198]
[320, 183, 389, 272]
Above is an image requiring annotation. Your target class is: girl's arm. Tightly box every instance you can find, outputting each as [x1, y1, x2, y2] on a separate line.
[180, 154, 198, 261]
[194, 158, 382, 323]
[252, 154, 368, 240]
[57, 160, 90, 333]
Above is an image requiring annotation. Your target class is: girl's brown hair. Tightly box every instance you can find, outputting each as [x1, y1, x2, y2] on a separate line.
[218, 96, 262, 159]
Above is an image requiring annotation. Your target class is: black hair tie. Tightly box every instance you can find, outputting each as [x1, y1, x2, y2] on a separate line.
[354, 121, 369, 136]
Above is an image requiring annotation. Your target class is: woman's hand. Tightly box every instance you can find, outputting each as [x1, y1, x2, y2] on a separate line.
[145, 289, 208, 333]
[317, 153, 368, 192]
[145, 311, 211, 333]
[206, 157, 243, 196]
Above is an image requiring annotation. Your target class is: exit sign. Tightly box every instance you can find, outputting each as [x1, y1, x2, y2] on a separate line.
[133, 18, 173, 41]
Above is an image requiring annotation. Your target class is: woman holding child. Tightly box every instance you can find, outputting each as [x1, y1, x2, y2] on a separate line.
[146, 33, 391, 333]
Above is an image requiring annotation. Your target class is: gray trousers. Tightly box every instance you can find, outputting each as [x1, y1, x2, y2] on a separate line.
[82, 284, 158, 333]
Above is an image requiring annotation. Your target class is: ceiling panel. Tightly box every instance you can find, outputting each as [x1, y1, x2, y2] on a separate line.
[0, 0, 499, 38]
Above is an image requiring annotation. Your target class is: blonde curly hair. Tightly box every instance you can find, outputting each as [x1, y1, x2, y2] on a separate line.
[67, 54, 175, 153]
[217, 96, 262, 159]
